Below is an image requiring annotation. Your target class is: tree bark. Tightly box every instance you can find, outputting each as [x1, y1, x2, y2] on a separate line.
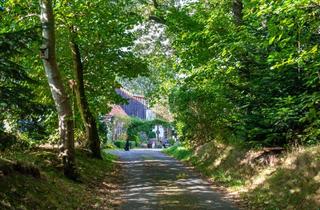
[232, 0, 243, 26]
[39, 0, 77, 179]
[69, 33, 102, 159]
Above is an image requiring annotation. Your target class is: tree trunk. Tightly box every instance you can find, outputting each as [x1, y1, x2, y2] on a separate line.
[69, 34, 102, 159]
[39, 0, 77, 179]
[232, 0, 243, 26]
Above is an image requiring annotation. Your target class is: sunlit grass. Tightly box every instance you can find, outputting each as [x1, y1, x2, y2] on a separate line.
[165, 143, 320, 210]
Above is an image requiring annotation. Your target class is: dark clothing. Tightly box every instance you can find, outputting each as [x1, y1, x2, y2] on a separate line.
[124, 141, 130, 151]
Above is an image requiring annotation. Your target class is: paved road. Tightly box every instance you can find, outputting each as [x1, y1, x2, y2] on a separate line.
[109, 149, 238, 210]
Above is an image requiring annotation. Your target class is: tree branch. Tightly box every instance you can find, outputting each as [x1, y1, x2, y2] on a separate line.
[149, 15, 166, 24]
[17, 13, 39, 22]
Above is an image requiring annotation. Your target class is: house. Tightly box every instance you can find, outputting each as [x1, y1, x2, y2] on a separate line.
[105, 89, 172, 145]
[106, 88, 155, 120]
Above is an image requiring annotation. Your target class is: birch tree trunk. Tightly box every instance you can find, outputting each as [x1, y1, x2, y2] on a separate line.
[39, 0, 77, 179]
[70, 34, 102, 159]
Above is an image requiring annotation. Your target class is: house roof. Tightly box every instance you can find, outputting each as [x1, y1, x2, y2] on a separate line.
[107, 89, 172, 121]
[107, 105, 128, 117]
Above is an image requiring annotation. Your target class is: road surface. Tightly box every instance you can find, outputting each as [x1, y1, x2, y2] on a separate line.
[109, 149, 238, 210]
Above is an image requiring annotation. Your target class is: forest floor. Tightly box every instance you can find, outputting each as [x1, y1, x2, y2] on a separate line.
[109, 149, 239, 210]
[0, 148, 122, 209]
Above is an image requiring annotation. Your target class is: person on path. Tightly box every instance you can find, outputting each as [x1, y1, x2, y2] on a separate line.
[124, 140, 130, 151]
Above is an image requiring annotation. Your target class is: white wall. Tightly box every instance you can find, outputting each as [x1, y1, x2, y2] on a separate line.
[152, 125, 165, 139]
[146, 109, 156, 120]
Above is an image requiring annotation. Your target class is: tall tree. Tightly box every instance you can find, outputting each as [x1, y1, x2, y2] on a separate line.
[69, 29, 101, 159]
[39, 0, 77, 179]
[52, 0, 148, 153]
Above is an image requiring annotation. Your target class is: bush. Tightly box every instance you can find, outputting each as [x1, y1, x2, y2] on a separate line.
[168, 138, 176, 146]
[129, 141, 136, 148]
[127, 117, 171, 142]
[113, 140, 138, 149]
[0, 133, 31, 151]
[148, 131, 156, 139]
[102, 143, 116, 150]
[130, 135, 141, 147]
[0, 133, 17, 150]
[113, 140, 126, 149]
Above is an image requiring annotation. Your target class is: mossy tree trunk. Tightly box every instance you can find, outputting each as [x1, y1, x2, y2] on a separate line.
[70, 31, 101, 159]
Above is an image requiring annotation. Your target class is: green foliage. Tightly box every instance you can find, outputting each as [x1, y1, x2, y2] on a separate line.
[149, 0, 320, 147]
[165, 145, 193, 161]
[113, 140, 137, 149]
[0, 28, 53, 140]
[0, 29, 35, 118]
[102, 143, 117, 150]
[114, 140, 126, 149]
[1, 0, 150, 148]
[127, 117, 171, 142]
[53, 0, 149, 114]
[168, 137, 175, 146]
[109, 116, 171, 148]
[129, 141, 137, 148]
[0, 133, 18, 151]
[97, 117, 109, 145]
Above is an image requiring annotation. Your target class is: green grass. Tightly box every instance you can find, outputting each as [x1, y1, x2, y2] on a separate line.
[165, 145, 245, 188]
[0, 148, 120, 209]
[165, 144, 320, 210]
[165, 146, 193, 161]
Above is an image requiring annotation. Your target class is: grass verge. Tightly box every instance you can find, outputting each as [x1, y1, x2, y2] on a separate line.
[165, 143, 320, 210]
[0, 148, 121, 209]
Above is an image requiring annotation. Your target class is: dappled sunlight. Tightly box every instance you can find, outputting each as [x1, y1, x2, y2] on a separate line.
[167, 143, 320, 209]
[249, 167, 277, 189]
[110, 149, 238, 209]
[313, 172, 320, 183]
[244, 146, 320, 209]
[49, 83, 62, 96]
[213, 146, 232, 168]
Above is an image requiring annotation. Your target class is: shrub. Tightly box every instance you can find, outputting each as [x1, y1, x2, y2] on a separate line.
[0, 133, 31, 151]
[102, 143, 116, 150]
[130, 135, 141, 147]
[0, 133, 17, 150]
[114, 140, 126, 149]
[127, 117, 171, 142]
[168, 138, 176, 146]
[129, 141, 136, 148]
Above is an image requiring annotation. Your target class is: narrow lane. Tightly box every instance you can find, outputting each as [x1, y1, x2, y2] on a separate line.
[110, 149, 238, 210]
